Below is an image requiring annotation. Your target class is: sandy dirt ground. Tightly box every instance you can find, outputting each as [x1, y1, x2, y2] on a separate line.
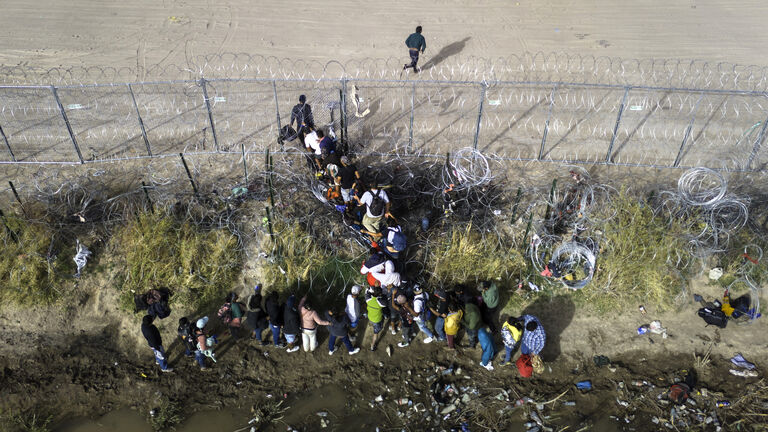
[1, 0, 768, 72]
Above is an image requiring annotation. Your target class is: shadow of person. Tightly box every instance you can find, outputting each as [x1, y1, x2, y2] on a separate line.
[520, 295, 575, 362]
[421, 37, 471, 70]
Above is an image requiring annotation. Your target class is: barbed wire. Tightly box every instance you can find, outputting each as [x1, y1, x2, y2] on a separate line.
[4, 52, 768, 92]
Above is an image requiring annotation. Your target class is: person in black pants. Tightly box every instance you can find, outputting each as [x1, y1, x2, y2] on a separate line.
[290, 95, 315, 144]
[403, 26, 426, 73]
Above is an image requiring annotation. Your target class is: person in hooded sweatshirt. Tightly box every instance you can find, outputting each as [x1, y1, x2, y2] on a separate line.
[282, 294, 301, 353]
[325, 308, 361, 356]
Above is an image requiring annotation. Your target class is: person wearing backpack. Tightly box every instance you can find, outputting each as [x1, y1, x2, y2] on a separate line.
[141, 315, 172, 373]
[325, 308, 361, 356]
[245, 286, 268, 344]
[283, 294, 301, 353]
[378, 221, 407, 260]
[356, 181, 391, 238]
[412, 285, 434, 344]
[218, 292, 243, 341]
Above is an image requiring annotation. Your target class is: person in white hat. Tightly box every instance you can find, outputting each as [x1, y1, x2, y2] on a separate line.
[345, 285, 362, 342]
[193, 316, 214, 371]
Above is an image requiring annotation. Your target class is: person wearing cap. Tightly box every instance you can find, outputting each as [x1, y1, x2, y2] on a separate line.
[378, 221, 407, 260]
[365, 287, 387, 351]
[334, 155, 360, 205]
[429, 289, 449, 342]
[391, 293, 416, 348]
[412, 285, 434, 344]
[360, 253, 401, 289]
[194, 316, 213, 370]
[444, 302, 463, 349]
[283, 294, 302, 353]
[500, 317, 524, 366]
[299, 295, 331, 352]
[325, 308, 361, 356]
[479, 281, 500, 333]
[141, 315, 172, 372]
[345, 285, 362, 342]
[290, 94, 314, 144]
[477, 326, 496, 371]
[245, 286, 268, 344]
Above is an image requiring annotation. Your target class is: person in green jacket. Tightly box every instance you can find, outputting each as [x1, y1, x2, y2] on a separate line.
[365, 287, 388, 351]
[462, 302, 482, 348]
[403, 26, 426, 73]
[480, 281, 500, 333]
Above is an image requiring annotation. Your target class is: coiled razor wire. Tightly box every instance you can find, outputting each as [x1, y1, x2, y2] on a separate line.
[677, 167, 727, 208]
[442, 147, 492, 191]
[529, 235, 596, 290]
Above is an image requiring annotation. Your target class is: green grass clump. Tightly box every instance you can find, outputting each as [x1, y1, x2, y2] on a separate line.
[261, 222, 361, 297]
[427, 224, 525, 286]
[0, 214, 73, 307]
[578, 189, 688, 313]
[148, 397, 182, 432]
[0, 411, 52, 432]
[114, 210, 241, 311]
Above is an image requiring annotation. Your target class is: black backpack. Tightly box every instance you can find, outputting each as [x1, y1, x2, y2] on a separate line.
[148, 301, 171, 319]
[364, 252, 387, 269]
[368, 189, 386, 217]
[697, 307, 727, 328]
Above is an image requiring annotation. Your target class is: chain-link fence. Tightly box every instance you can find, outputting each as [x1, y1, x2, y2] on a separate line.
[1, 76, 767, 171]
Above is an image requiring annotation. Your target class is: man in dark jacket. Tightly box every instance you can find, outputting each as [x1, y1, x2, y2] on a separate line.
[462, 302, 482, 349]
[325, 309, 361, 356]
[282, 294, 301, 353]
[289, 95, 315, 144]
[403, 26, 426, 73]
[265, 291, 285, 348]
[141, 314, 172, 372]
[245, 286, 268, 344]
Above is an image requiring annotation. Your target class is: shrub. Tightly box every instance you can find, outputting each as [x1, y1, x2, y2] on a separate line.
[0, 214, 74, 307]
[426, 223, 525, 287]
[113, 210, 241, 312]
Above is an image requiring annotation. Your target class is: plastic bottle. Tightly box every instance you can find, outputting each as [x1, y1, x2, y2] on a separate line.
[715, 400, 730, 408]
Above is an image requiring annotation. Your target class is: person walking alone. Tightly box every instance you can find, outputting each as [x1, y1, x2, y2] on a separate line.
[290, 95, 315, 144]
[403, 26, 426, 73]
[141, 315, 172, 372]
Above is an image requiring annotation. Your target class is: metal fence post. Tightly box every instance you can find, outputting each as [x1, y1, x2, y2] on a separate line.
[605, 87, 629, 163]
[241, 142, 249, 184]
[200, 78, 220, 152]
[473, 83, 487, 150]
[409, 82, 415, 151]
[746, 114, 768, 170]
[51, 86, 84, 164]
[341, 78, 348, 146]
[9, 181, 25, 217]
[127, 83, 153, 157]
[272, 80, 283, 151]
[674, 92, 704, 167]
[179, 153, 200, 197]
[538, 84, 558, 160]
[0, 122, 15, 162]
[339, 86, 345, 146]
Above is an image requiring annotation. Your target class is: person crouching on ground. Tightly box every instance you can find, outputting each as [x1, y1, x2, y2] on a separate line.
[500, 317, 523, 366]
[444, 302, 463, 349]
[299, 295, 331, 352]
[325, 308, 361, 356]
[478, 326, 496, 371]
[141, 314, 172, 373]
[365, 286, 387, 351]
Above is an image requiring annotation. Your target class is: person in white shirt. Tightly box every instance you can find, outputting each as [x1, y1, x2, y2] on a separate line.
[412, 285, 434, 344]
[360, 258, 401, 288]
[356, 181, 392, 238]
[345, 285, 362, 342]
[304, 129, 323, 171]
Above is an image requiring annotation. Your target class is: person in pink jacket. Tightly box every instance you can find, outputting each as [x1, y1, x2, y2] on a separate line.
[299, 295, 330, 352]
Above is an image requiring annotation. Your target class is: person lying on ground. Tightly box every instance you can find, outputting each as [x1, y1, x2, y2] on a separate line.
[365, 286, 388, 351]
[325, 308, 361, 356]
[299, 296, 331, 352]
[345, 285, 362, 342]
[283, 294, 301, 353]
[392, 294, 415, 348]
[245, 286, 268, 345]
[429, 289, 449, 342]
[478, 326, 496, 371]
[265, 291, 285, 348]
[500, 317, 523, 365]
[141, 314, 172, 372]
[519, 315, 546, 356]
[355, 180, 392, 238]
[462, 301, 482, 349]
[412, 285, 435, 344]
[444, 302, 463, 349]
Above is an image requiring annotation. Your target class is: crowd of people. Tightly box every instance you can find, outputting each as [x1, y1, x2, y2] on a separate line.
[139, 92, 547, 376]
